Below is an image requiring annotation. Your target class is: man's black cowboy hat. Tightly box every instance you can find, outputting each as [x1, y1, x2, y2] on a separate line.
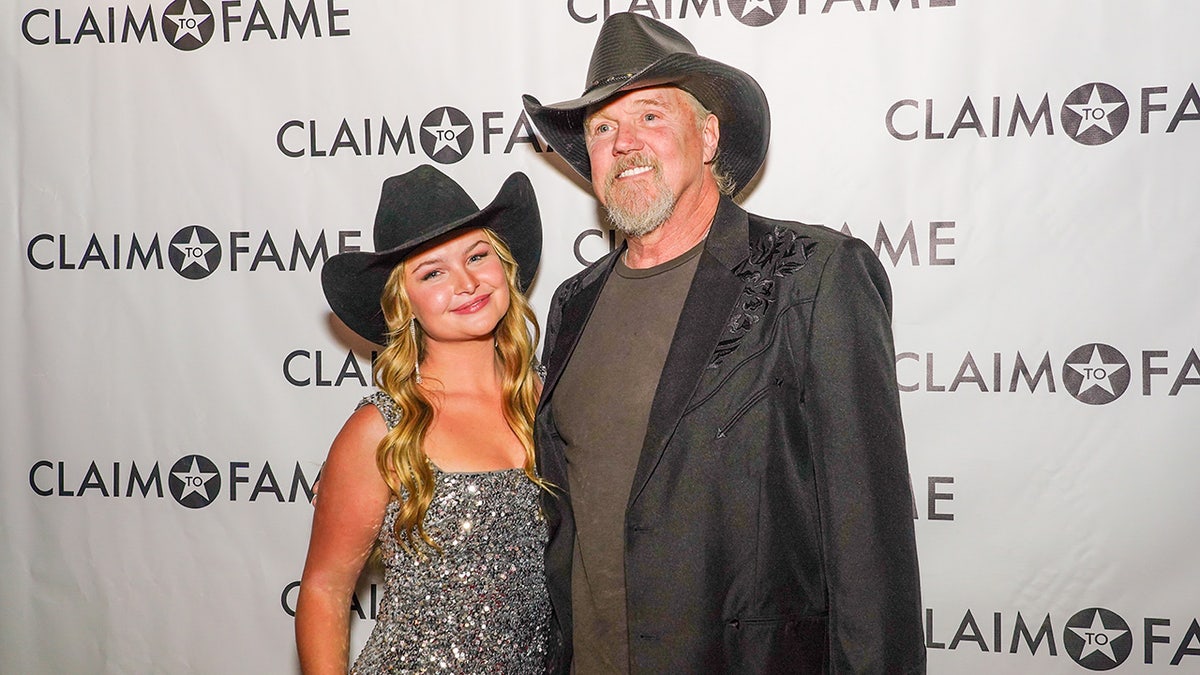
[321, 165, 541, 346]
[522, 12, 770, 196]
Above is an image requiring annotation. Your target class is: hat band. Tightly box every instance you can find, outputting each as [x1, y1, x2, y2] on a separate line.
[587, 72, 635, 92]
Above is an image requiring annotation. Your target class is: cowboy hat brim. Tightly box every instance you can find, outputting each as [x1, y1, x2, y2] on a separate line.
[321, 171, 541, 346]
[523, 51, 770, 196]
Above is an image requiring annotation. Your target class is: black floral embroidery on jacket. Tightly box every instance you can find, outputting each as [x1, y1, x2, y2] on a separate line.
[710, 227, 815, 368]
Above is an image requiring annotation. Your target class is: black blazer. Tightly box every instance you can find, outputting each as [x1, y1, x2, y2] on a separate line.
[536, 197, 926, 674]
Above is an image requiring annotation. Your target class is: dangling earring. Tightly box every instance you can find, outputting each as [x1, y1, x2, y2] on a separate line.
[410, 319, 423, 384]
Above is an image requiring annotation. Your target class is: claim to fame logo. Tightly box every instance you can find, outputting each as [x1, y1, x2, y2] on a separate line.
[727, 0, 789, 26]
[1062, 343, 1131, 405]
[1061, 83, 1130, 146]
[1063, 607, 1133, 670]
[161, 0, 215, 51]
[168, 454, 222, 508]
[168, 225, 222, 279]
[419, 106, 474, 164]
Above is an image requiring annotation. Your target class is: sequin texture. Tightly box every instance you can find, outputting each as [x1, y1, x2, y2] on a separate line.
[350, 392, 550, 674]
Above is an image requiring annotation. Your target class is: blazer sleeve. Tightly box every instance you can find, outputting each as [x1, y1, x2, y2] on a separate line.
[800, 236, 926, 674]
[539, 274, 576, 375]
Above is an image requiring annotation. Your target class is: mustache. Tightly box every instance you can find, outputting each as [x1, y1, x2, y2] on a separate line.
[605, 153, 661, 188]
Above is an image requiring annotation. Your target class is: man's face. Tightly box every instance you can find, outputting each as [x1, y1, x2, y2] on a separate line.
[584, 86, 719, 237]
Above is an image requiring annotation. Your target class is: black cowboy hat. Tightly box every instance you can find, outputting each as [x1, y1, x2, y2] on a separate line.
[522, 12, 770, 196]
[321, 165, 541, 346]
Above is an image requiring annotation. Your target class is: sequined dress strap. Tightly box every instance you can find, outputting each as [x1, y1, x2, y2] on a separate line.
[358, 390, 401, 430]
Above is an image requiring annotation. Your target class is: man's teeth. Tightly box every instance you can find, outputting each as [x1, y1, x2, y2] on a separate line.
[619, 166, 652, 178]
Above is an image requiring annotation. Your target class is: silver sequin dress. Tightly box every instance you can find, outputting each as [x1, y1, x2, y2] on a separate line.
[350, 391, 550, 674]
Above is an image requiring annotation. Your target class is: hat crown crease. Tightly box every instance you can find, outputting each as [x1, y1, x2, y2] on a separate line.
[584, 14, 697, 93]
[373, 169, 478, 252]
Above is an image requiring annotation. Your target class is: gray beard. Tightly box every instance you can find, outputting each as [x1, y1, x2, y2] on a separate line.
[604, 173, 677, 238]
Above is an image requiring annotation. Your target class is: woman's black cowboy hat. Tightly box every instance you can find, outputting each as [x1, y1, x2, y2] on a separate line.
[522, 12, 770, 196]
[321, 165, 541, 346]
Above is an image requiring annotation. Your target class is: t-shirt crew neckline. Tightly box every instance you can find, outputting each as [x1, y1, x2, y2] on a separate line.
[615, 238, 706, 279]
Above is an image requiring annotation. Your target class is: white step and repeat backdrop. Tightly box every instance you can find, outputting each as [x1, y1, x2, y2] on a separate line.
[3, 1, 1198, 673]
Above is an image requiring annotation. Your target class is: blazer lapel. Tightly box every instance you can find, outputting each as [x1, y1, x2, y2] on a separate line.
[538, 250, 621, 412]
[628, 198, 750, 506]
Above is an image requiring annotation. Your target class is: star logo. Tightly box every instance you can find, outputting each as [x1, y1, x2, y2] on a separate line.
[1063, 607, 1132, 670]
[419, 107, 474, 164]
[1062, 343, 1131, 405]
[160, 0, 215, 52]
[169, 455, 222, 509]
[169, 225, 222, 280]
[1061, 82, 1129, 146]
[741, 0, 777, 18]
[729, 0, 788, 26]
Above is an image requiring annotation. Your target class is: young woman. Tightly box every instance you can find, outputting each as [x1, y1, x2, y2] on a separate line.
[295, 165, 550, 673]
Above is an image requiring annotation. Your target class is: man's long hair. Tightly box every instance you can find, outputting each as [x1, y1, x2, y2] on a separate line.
[680, 90, 736, 196]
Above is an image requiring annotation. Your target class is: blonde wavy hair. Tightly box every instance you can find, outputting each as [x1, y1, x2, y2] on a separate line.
[372, 228, 546, 554]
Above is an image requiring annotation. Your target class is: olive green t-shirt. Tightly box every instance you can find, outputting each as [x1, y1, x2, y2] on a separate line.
[552, 241, 704, 673]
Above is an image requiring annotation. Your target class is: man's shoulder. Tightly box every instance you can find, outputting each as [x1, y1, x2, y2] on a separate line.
[746, 211, 854, 248]
[743, 211, 873, 270]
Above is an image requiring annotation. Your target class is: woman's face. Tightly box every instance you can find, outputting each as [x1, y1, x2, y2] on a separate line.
[402, 228, 510, 345]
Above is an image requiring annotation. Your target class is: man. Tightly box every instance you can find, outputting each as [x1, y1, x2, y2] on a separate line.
[524, 12, 925, 674]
